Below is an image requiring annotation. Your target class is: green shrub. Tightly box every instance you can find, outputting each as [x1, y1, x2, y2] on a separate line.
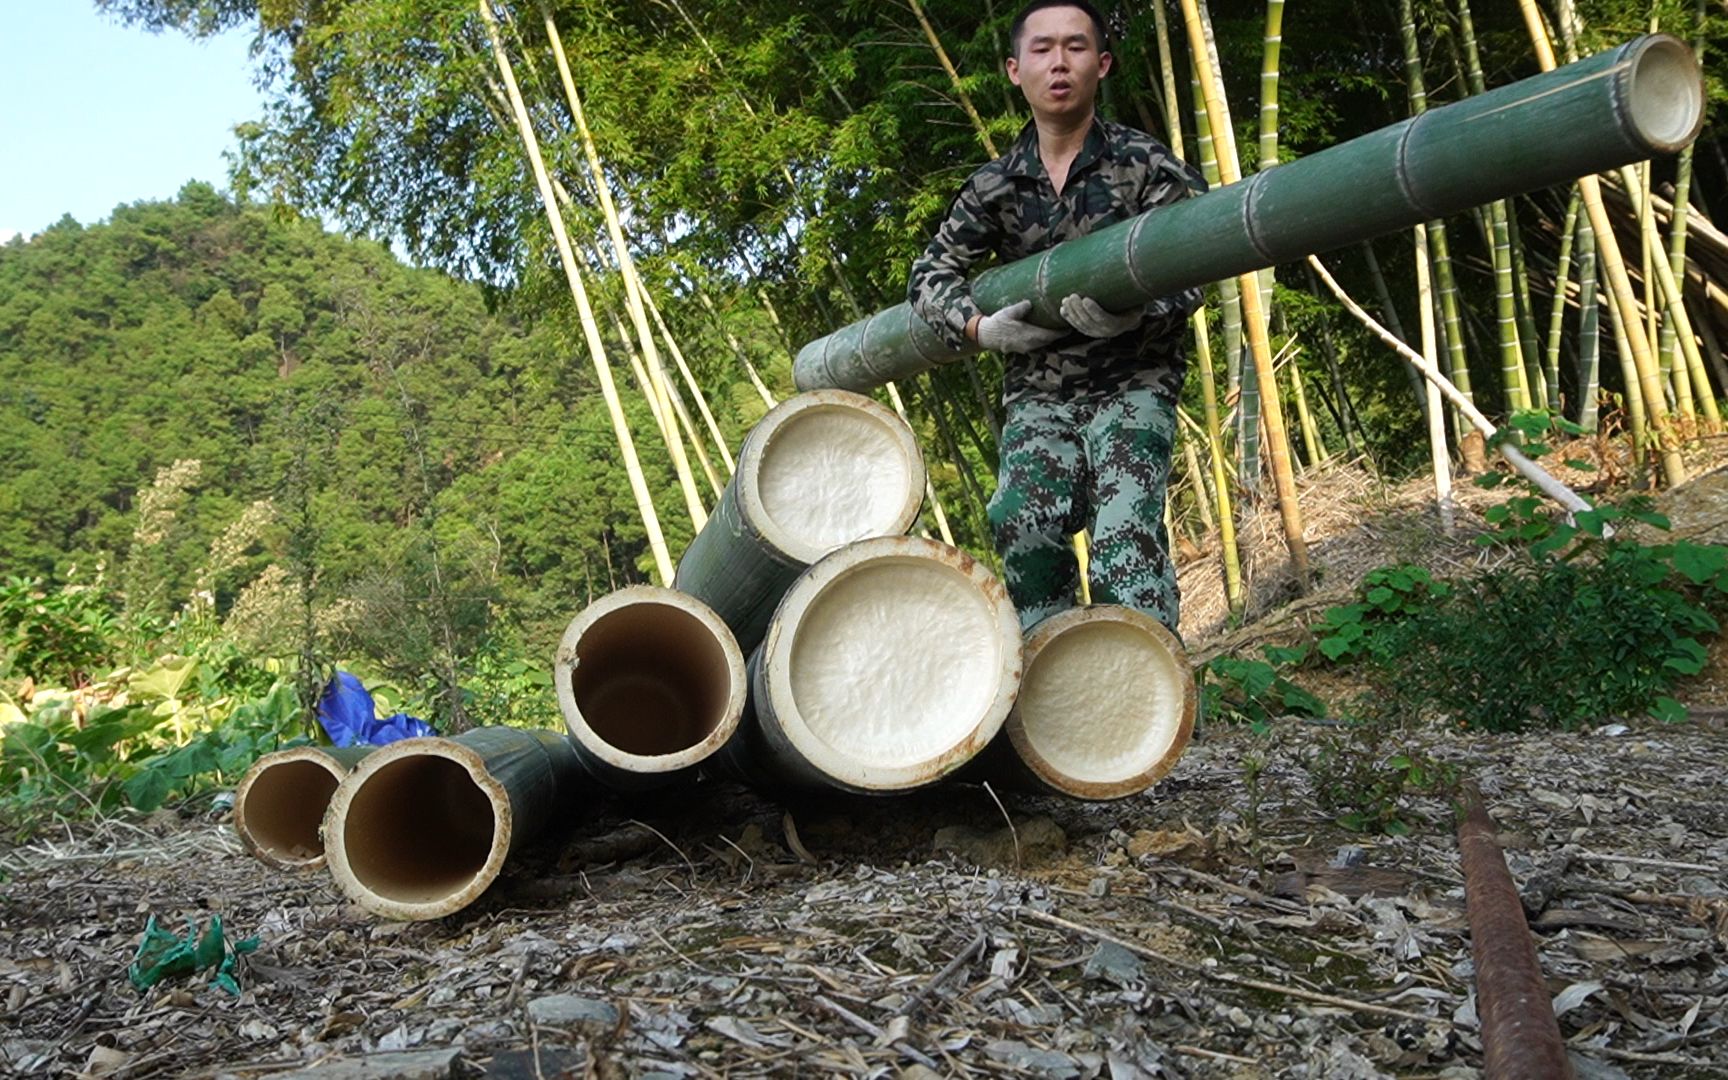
[1313, 498, 1725, 732]
[0, 574, 120, 687]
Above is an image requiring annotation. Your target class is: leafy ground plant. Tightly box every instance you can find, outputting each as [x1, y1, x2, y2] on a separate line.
[1313, 497, 1725, 731]
[1200, 645, 1328, 732]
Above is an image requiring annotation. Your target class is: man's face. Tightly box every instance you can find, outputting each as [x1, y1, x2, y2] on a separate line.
[1006, 6, 1112, 123]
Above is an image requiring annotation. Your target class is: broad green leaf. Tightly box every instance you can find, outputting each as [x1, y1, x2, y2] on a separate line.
[131, 656, 199, 702]
[122, 767, 172, 812]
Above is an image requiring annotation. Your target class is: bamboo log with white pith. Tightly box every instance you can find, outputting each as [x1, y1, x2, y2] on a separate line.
[322, 727, 584, 921]
[715, 536, 1022, 794]
[989, 605, 1195, 801]
[554, 586, 746, 791]
[674, 390, 926, 655]
[233, 746, 372, 870]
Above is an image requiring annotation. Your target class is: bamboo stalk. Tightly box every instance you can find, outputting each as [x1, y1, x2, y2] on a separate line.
[696, 288, 779, 408]
[1191, 299, 1244, 614]
[908, 0, 998, 157]
[1544, 191, 1583, 412]
[1524, 0, 1686, 486]
[1415, 223, 1455, 532]
[542, 5, 707, 529]
[642, 289, 736, 474]
[1181, 0, 1309, 581]
[1155, 0, 1240, 611]
[478, 0, 674, 582]
[1616, 163, 1721, 430]
[1576, 208, 1604, 432]
[234, 746, 372, 871]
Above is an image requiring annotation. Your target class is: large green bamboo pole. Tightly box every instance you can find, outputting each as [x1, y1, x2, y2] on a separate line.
[794, 38, 1704, 412]
[478, 0, 674, 583]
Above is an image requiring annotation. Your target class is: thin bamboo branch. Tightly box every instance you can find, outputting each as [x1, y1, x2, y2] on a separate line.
[478, 0, 674, 583]
[1310, 256, 1592, 517]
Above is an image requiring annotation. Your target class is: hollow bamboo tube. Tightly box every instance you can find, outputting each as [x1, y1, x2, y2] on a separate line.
[716, 536, 1023, 793]
[322, 728, 584, 921]
[794, 36, 1704, 394]
[993, 605, 1195, 801]
[673, 390, 926, 655]
[554, 586, 746, 791]
[233, 746, 372, 870]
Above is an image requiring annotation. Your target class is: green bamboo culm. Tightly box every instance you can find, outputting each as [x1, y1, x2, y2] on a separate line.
[1152, 0, 1243, 613]
[1543, 190, 1583, 413]
[1575, 207, 1604, 432]
[1187, 70, 1258, 495]
[1504, 199, 1549, 410]
[1455, 0, 1533, 413]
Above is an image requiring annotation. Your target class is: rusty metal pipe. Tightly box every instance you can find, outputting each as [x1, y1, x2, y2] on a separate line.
[1458, 782, 1575, 1079]
[322, 728, 584, 921]
[555, 586, 747, 791]
[233, 746, 372, 870]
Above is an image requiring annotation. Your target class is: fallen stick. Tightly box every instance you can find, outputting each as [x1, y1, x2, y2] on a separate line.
[1573, 850, 1720, 874]
[895, 929, 988, 1018]
[1015, 907, 1451, 1027]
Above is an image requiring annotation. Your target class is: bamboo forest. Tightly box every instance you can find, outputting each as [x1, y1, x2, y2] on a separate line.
[2, 0, 1727, 1075]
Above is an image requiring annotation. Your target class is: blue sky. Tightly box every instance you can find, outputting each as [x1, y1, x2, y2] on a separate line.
[0, 5, 265, 242]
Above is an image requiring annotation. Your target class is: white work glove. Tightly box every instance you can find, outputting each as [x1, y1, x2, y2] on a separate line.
[973, 299, 1066, 353]
[1060, 294, 1142, 339]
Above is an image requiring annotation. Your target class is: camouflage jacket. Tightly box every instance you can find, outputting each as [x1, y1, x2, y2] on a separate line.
[907, 117, 1207, 405]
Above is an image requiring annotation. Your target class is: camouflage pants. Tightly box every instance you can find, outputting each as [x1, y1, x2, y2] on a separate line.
[988, 387, 1179, 633]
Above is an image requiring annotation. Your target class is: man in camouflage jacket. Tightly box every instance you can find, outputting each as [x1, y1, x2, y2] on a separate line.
[908, 0, 1206, 634]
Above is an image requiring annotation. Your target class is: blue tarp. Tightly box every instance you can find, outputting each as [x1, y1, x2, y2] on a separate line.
[316, 671, 434, 747]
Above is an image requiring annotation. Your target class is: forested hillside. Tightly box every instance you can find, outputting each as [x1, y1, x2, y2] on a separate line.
[0, 185, 773, 693]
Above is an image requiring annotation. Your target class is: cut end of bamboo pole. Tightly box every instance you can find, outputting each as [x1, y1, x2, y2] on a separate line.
[741, 390, 925, 563]
[555, 586, 746, 783]
[1004, 606, 1196, 800]
[322, 738, 511, 921]
[755, 536, 1022, 792]
[1624, 35, 1704, 154]
[233, 747, 366, 870]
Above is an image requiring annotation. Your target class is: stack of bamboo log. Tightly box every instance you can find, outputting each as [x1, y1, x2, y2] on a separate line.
[231, 37, 1704, 921]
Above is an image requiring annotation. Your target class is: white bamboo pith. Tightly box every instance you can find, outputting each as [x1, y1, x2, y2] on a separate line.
[745, 536, 1022, 793]
[1005, 606, 1195, 801]
[555, 586, 746, 788]
[233, 747, 367, 871]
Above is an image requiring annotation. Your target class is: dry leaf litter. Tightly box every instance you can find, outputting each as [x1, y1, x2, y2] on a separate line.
[2, 461, 1726, 1080]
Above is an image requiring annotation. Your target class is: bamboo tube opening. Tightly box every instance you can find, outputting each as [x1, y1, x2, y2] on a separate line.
[743, 391, 924, 563]
[233, 750, 350, 870]
[1627, 37, 1704, 152]
[556, 586, 746, 777]
[1005, 606, 1196, 800]
[324, 740, 509, 920]
[756, 536, 1022, 791]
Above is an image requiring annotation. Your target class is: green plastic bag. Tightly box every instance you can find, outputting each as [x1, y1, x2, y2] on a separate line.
[128, 915, 260, 995]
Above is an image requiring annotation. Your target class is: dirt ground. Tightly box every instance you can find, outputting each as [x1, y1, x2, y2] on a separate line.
[2, 459, 1726, 1079]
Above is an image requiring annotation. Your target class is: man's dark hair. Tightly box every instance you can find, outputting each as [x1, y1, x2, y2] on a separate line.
[1008, 0, 1111, 58]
